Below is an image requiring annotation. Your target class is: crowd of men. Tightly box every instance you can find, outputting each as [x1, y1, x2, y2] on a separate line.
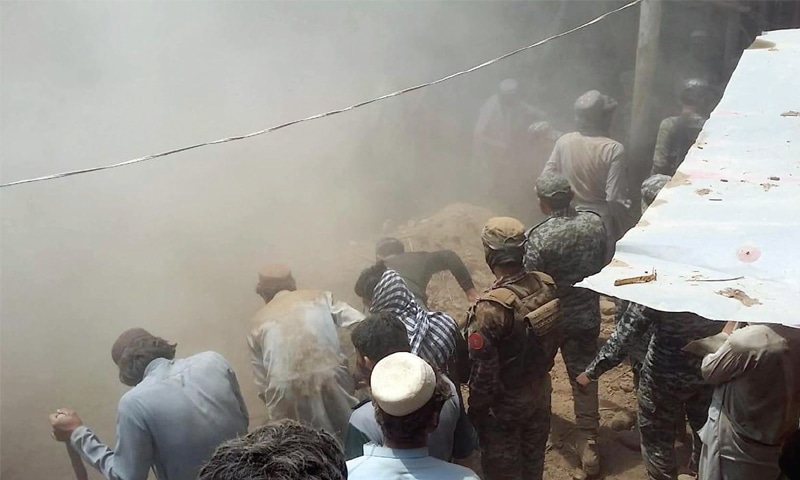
[49, 83, 799, 480]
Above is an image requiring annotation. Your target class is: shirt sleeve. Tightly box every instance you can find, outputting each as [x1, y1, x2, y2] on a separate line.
[70, 396, 153, 480]
[247, 332, 269, 397]
[329, 294, 366, 328]
[343, 424, 370, 460]
[425, 251, 476, 292]
[524, 233, 545, 273]
[466, 302, 506, 414]
[225, 361, 250, 427]
[585, 303, 652, 381]
[651, 118, 676, 175]
[542, 139, 562, 176]
[701, 337, 758, 386]
[605, 144, 630, 206]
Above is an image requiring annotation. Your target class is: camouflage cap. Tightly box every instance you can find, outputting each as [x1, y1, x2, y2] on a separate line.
[481, 217, 526, 250]
[641, 174, 671, 207]
[535, 173, 572, 199]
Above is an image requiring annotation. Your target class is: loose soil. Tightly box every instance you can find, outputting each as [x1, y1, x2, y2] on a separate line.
[344, 203, 698, 479]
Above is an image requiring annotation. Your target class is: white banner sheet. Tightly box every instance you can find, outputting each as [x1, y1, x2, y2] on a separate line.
[578, 29, 800, 327]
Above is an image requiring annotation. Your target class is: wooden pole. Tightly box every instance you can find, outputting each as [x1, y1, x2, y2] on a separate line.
[628, 0, 662, 202]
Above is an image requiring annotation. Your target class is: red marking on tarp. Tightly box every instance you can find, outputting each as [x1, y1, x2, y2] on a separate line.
[737, 244, 761, 263]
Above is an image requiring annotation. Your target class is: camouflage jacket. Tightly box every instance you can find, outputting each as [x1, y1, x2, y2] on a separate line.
[586, 306, 722, 388]
[524, 207, 607, 331]
[465, 273, 555, 422]
[651, 114, 706, 177]
[584, 301, 653, 380]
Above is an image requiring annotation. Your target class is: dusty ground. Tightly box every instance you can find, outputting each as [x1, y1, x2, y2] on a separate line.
[10, 203, 692, 480]
[353, 203, 653, 479]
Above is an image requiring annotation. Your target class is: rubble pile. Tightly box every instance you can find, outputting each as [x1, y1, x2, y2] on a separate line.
[387, 203, 495, 321]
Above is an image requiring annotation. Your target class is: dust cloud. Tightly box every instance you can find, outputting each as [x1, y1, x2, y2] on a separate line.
[0, 2, 642, 479]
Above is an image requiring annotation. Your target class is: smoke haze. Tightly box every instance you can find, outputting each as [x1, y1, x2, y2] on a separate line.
[0, 2, 647, 479]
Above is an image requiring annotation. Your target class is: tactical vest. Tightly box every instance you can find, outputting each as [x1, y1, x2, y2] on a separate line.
[467, 272, 561, 389]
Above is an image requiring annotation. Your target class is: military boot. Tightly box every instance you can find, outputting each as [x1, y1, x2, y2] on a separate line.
[576, 436, 600, 476]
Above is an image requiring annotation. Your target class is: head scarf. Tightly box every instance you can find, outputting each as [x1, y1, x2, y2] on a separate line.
[369, 269, 457, 372]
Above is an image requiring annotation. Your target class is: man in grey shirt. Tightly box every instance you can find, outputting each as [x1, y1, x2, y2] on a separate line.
[344, 312, 477, 463]
[49, 328, 249, 480]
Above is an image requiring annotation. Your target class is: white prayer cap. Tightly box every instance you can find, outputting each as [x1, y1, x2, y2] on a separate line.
[370, 352, 436, 417]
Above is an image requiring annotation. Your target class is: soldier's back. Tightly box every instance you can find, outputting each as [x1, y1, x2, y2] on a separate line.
[646, 310, 723, 385]
[525, 210, 606, 330]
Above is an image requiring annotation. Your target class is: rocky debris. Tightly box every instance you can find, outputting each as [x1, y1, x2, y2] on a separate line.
[389, 203, 495, 319]
[611, 410, 636, 431]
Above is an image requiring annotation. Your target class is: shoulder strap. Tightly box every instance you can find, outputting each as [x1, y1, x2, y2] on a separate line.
[481, 287, 518, 309]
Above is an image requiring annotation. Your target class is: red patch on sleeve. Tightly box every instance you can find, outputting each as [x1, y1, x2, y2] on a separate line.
[468, 333, 485, 350]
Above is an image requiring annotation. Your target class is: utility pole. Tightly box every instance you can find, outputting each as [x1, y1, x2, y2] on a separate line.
[628, 0, 662, 203]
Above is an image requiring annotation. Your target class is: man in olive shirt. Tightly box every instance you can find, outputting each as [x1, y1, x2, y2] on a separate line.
[375, 237, 479, 307]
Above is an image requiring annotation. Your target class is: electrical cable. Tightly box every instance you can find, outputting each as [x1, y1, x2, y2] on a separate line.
[0, 0, 641, 188]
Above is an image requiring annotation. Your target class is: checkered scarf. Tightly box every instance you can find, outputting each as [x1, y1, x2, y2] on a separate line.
[370, 269, 457, 371]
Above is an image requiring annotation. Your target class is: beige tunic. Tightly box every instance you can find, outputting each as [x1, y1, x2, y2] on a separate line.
[543, 131, 632, 259]
[248, 289, 364, 441]
[698, 324, 800, 480]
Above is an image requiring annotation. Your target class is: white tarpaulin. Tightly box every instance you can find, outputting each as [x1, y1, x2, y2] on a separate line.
[578, 29, 800, 327]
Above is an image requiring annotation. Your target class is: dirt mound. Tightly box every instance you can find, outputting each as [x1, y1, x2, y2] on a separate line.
[382, 203, 652, 479]
[387, 202, 495, 320]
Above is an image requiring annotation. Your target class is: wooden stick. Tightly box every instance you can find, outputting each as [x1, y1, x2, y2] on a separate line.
[614, 270, 657, 286]
[65, 444, 88, 480]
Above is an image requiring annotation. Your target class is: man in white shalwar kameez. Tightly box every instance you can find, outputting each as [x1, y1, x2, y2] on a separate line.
[695, 322, 800, 480]
[248, 264, 364, 442]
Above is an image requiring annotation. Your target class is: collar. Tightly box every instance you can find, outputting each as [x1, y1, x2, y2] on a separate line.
[493, 270, 527, 289]
[549, 206, 577, 218]
[363, 445, 430, 459]
[142, 357, 170, 378]
[353, 397, 372, 410]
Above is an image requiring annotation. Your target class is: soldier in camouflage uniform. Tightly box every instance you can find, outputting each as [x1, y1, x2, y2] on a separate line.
[465, 217, 560, 480]
[580, 307, 723, 480]
[651, 79, 710, 177]
[578, 174, 672, 390]
[524, 173, 607, 476]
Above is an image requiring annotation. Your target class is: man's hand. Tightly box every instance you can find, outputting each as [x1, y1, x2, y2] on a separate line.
[49, 408, 83, 442]
[576, 372, 592, 388]
[722, 321, 736, 335]
[465, 288, 480, 305]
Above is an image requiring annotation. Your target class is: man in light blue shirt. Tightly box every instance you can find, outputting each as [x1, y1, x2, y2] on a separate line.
[346, 352, 479, 480]
[49, 328, 249, 480]
[344, 312, 477, 462]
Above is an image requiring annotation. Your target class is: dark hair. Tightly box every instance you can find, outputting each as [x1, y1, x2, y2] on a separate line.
[540, 192, 571, 210]
[198, 420, 346, 480]
[780, 429, 800, 480]
[117, 336, 176, 387]
[256, 276, 297, 303]
[376, 237, 405, 257]
[485, 246, 524, 270]
[374, 373, 451, 445]
[679, 79, 709, 109]
[351, 312, 410, 361]
[354, 262, 388, 302]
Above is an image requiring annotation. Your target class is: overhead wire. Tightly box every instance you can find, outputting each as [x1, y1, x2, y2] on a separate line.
[0, 0, 641, 189]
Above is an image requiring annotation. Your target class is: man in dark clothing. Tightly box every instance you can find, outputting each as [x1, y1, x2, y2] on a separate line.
[376, 237, 479, 307]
